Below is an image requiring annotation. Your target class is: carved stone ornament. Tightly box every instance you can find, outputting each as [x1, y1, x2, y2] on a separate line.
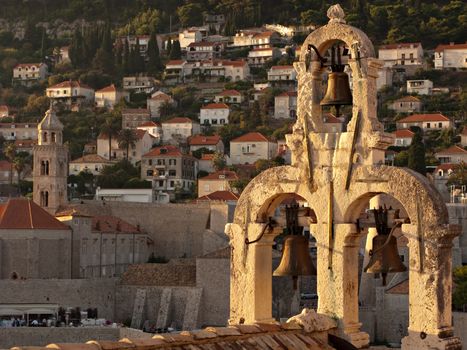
[327, 4, 346, 24]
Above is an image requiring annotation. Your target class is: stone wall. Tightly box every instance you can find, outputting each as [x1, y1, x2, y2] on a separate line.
[0, 327, 150, 349]
[447, 204, 467, 265]
[120, 263, 196, 286]
[453, 312, 467, 349]
[0, 279, 117, 320]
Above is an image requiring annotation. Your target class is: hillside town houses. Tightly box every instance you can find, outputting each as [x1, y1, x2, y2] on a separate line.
[12, 63, 48, 86]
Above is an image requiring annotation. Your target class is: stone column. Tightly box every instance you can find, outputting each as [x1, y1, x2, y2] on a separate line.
[401, 224, 462, 350]
[315, 223, 369, 348]
[228, 223, 279, 325]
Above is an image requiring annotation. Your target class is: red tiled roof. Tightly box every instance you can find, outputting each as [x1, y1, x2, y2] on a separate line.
[394, 95, 421, 103]
[253, 31, 274, 38]
[323, 113, 341, 124]
[189, 135, 221, 146]
[386, 279, 409, 294]
[162, 117, 195, 124]
[435, 163, 457, 172]
[379, 42, 421, 50]
[143, 145, 183, 157]
[201, 103, 229, 109]
[0, 105, 9, 112]
[48, 80, 93, 90]
[200, 170, 238, 181]
[435, 43, 467, 52]
[15, 63, 45, 69]
[135, 129, 147, 140]
[0, 198, 69, 230]
[397, 113, 450, 123]
[139, 121, 161, 127]
[436, 145, 467, 155]
[197, 190, 239, 201]
[221, 60, 247, 67]
[277, 91, 297, 97]
[393, 129, 415, 138]
[271, 65, 293, 70]
[0, 160, 12, 172]
[15, 139, 37, 148]
[92, 215, 141, 234]
[461, 126, 467, 136]
[217, 90, 241, 96]
[70, 154, 112, 164]
[150, 92, 172, 101]
[96, 84, 117, 93]
[122, 108, 150, 115]
[166, 60, 186, 66]
[231, 132, 269, 143]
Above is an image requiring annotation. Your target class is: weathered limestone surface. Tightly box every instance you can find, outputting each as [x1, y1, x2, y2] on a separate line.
[227, 5, 461, 350]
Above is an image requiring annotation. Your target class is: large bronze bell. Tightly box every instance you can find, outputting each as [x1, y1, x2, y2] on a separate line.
[273, 202, 316, 289]
[321, 71, 353, 108]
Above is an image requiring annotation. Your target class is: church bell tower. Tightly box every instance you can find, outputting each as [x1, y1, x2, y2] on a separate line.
[33, 106, 68, 214]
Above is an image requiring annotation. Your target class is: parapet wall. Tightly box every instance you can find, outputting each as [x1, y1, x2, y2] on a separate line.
[120, 263, 196, 286]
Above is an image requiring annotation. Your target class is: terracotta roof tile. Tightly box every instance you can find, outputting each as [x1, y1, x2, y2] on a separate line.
[435, 163, 458, 172]
[162, 117, 195, 124]
[461, 126, 467, 136]
[379, 42, 421, 50]
[200, 153, 214, 161]
[217, 89, 241, 96]
[166, 60, 186, 65]
[95, 84, 117, 93]
[394, 95, 421, 103]
[143, 145, 183, 157]
[397, 113, 450, 123]
[15, 63, 45, 69]
[197, 191, 239, 201]
[135, 129, 147, 140]
[231, 132, 269, 143]
[393, 129, 415, 138]
[323, 113, 342, 124]
[150, 92, 172, 101]
[201, 103, 229, 109]
[436, 145, 467, 155]
[199, 170, 238, 181]
[0, 105, 9, 111]
[0, 198, 69, 230]
[138, 121, 161, 127]
[91, 215, 142, 234]
[70, 154, 112, 164]
[435, 43, 467, 52]
[122, 108, 150, 115]
[271, 65, 294, 70]
[48, 80, 93, 90]
[386, 279, 409, 294]
[189, 135, 221, 146]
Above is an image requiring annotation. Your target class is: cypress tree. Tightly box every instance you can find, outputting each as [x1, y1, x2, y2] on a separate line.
[122, 38, 130, 74]
[166, 39, 172, 55]
[408, 131, 426, 175]
[169, 40, 181, 60]
[147, 32, 162, 75]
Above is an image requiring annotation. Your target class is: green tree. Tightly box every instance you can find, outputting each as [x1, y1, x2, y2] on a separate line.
[408, 131, 426, 175]
[117, 129, 138, 160]
[212, 151, 227, 171]
[147, 32, 162, 75]
[177, 3, 204, 27]
[4, 142, 16, 185]
[13, 154, 29, 189]
[101, 117, 119, 161]
[169, 40, 182, 60]
[453, 266, 467, 311]
[447, 162, 467, 188]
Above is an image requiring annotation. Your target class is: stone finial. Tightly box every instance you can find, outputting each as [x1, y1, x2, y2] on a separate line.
[327, 4, 346, 23]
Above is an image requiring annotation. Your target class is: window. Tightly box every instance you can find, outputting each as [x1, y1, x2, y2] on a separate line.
[40, 160, 50, 175]
[426, 123, 431, 128]
[169, 170, 176, 176]
[158, 180, 164, 187]
[438, 123, 442, 128]
[147, 170, 154, 176]
[148, 159, 153, 166]
[158, 170, 165, 176]
[40, 191, 49, 207]
[170, 181, 175, 187]
[51, 132, 56, 143]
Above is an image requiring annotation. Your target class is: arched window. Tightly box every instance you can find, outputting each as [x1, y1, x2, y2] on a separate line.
[51, 132, 56, 143]
[40, 191, 49, 207]
[43, 132, 48, 143]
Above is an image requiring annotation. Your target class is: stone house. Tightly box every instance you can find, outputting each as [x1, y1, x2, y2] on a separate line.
[141, 145, 198, 195]
[392, 129, 414, 147]
[97, 129, 153, 165]
[69, 154, 112, 176]
[179, 28, 204, 49]
[94, 84, 129, 109]
[432, 163, 457, 200]
[389, 96, 422, 113]
[435, 145, 467, 164]
[434, 43, 467, 69]
[122, 108, 151, 129]
[378, 42, 424, 68]
[0, 122, 37, 141]
[460, 126, 467, 147]
[247, 47, 282, 67]
[0, 105, 8, 118]
[198, 153, 215, 173]
[198, 170, 239, 197]
[230, 132, 277, 165]
[137, 121, 162, 142]
[46, 80, 95, 108]
[0, 160, 17, 184]
[189, 135, 224, 153]
[214, 90, 243, 104]
[147, 91, 175, 118]
[396, 113, 452, 131]
[406, 79, 433, 95]
[199, 103, 230, 127]
[267, 65, 297, 88]
[122, 76, 157, 94]
[164, 60, 188, 84]
[161, 117, 201, 145]
[94, 188, 154, 203]
[233, 30, 280, 48]
[0, 198, 71, 280]
[56, 210, 151, 278]
[186, 41, 222, 61]
[14, 139, 37, 154]
[274, 91, 297, 119]
[12, 63, 48, 86]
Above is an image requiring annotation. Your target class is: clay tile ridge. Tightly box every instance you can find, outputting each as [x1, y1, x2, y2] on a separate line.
[189, 134, 221, 145]
[70, 154, 112, 164]
[435, 163, 457, 172]
[435, 43, 467, 52]
[15, 62, 45, 69]
[393, 129, 414, 138]
[397, 113, 450, 123]
[231, 132, 269, 143]
[436, 145, 467, 155]
[143, 145, 183, 157]
[395, 95, 420, 103]
[0, 198, 69, 230]
[218, 89, 241, 96]
[461, 126, 467, 136]
[48, 80, 93, 90]
[271, 65, 293, 70]
[166, 60, 186, 65]
[139, 121, 161, 127]
[201, 103, 229, 109]
[162, 117, 194, 124]
[197, 190, 239, 201]
[96, 84, 117, 93]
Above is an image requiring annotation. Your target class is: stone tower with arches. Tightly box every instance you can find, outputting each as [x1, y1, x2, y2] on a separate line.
[226, 5, 462, 350]
[33, 105, 68, 214]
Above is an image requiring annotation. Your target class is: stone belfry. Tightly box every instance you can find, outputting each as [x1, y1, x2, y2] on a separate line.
[33, 105, 68, 214]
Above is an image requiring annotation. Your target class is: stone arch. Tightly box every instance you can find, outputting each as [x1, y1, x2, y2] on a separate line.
[233, 166, 318, 228]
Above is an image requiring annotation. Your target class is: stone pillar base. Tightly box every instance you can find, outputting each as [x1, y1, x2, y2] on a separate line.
[402, 331, 462, 350]
[342, 323, 370, 348]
